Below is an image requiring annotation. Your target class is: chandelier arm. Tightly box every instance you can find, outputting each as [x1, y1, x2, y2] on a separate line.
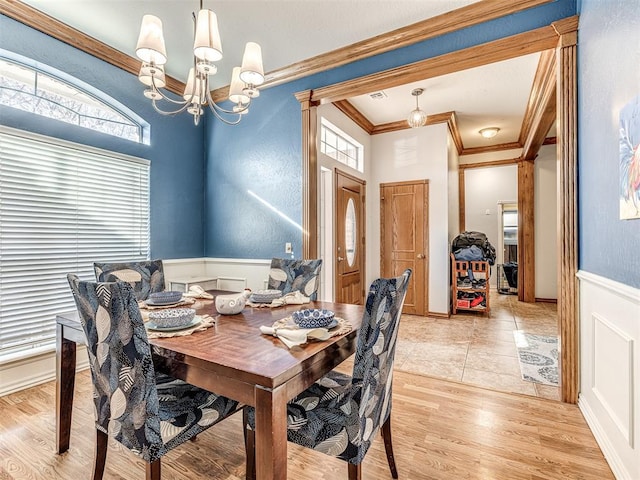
[208, 107, 244, 126]
[204, 88, 250, 115]
[151, 99, 194, 116]
[147, 75, 191, 105]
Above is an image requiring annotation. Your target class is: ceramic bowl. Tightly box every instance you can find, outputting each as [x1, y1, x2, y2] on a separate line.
[292, 309, 335, 328]
[249, 289, 282, 303]
[148, 290, 183, 304]
[148, 308, 195, 328]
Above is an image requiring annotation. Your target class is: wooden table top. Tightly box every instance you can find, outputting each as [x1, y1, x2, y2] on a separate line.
[151, 298, 363, 390]
[58, 292, 364, 394]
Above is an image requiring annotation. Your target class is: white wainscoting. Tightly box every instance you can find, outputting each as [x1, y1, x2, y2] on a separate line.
[577, 270, 640, 480]
[164, 257, 271, 292]
[1, 257, 273, 397]
[0, 345, 89, 397]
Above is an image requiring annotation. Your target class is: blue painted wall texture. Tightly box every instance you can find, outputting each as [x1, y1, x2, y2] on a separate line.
[577, 0, 640, 288]
[204, 0, 577, 259]
[0, 15, 206, 260]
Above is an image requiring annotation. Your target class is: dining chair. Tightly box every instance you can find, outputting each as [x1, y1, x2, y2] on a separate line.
[93, 259, 165, 301]
[67, 274, 240, 480]
[267, 258, 323, 300]
[245, 269, 412, 480]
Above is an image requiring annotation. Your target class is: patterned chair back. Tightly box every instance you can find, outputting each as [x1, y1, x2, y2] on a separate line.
[267, 258, 323, 300]
[93, 259, 165, 301]
[67, 274, 164, 460]
[350, 269, 412, 463]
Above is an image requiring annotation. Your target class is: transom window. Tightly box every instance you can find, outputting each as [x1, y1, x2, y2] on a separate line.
[320, 118, 364, 172]
[0, 56, 146, 144]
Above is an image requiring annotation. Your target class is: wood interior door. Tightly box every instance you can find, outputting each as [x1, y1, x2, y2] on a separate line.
[380, 180, 428, 315]
[335, 170, 365, 304]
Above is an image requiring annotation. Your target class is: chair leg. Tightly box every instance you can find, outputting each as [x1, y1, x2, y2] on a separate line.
[243, 409, 256, 480]
[348, 463, 361, 480]
[146, 459, 161, 480]
[92, 429, 108, 480]
[381, 417, 399, 479]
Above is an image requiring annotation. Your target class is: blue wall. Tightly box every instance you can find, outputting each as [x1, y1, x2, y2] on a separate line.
[577, 0, 640, 288]
[204, 0, 577, 259]
[0, 15, 206, 260]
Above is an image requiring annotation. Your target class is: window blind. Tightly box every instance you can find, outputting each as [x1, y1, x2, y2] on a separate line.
[0, 126, 150, 359]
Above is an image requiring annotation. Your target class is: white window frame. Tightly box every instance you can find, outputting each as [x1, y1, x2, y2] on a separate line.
[0, 126, 150, 362]
[320, 117, 364, 173]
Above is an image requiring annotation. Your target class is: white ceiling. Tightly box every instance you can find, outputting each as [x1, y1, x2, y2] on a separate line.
[18, 0, 550, 149]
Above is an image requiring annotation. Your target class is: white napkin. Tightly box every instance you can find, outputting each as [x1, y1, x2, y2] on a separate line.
[270, 290, 310, 307]
[183, 285, 214, 299]
[260, 325, 331, 349]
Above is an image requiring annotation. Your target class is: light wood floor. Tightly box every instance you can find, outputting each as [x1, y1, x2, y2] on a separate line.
[396, 291, 560, 400]
[0, 368, 613, 479]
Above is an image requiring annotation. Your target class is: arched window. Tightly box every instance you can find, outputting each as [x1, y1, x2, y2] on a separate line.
[0, 52, 149, 144]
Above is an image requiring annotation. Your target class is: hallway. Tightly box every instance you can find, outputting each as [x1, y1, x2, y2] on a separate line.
[395, 291, 560, 400]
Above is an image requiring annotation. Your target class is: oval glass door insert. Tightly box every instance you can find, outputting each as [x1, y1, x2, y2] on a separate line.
[345, 198, 356, 266]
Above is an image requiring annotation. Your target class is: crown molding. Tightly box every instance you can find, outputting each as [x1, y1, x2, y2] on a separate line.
[0, 0, 186, 95]
[210, 0, 555, 102]
[333, 100, 374, 134]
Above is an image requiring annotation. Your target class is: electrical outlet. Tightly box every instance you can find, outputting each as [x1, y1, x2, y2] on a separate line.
[285, 242, 292, 254]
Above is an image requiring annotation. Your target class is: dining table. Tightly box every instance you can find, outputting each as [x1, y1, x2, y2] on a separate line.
[56, 290, 364, 480]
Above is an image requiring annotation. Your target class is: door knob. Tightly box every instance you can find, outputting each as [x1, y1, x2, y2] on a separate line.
[417, 254, 425, 259]
[337, 256, 344, 262]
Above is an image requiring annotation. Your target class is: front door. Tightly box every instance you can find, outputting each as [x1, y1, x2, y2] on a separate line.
[335, 170, 365, 304]
[380, 180, 428, 315]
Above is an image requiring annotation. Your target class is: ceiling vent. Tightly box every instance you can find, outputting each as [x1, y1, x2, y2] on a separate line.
[368, 91, 387, 100]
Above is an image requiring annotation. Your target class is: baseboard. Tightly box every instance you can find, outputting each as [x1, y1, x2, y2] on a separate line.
[0, 346, 89, 397]
[427, 311, 450, 318]
[535, 297, 557, 303]
[579, 394, 631, 480]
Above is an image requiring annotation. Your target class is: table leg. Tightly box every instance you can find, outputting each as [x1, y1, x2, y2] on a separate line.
[254, 384, 288, 480]
[56, 324, 77, 454]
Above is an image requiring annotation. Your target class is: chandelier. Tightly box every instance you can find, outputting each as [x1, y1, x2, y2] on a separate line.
[135, 1, 264, 126]
[407, 88, 427, 128]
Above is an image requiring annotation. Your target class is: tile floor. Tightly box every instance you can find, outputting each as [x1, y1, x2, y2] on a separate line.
[395, 289, 560, 400]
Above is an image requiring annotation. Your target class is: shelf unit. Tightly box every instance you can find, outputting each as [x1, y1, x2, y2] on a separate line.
[450, 253, 490, 315]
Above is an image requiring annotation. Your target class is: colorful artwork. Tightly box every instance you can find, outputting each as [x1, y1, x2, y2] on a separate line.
[620, 94, 640, 219]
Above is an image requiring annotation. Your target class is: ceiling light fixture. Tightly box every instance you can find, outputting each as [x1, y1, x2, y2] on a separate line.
[479, 127, 500, 138]
[407, 88, 428, 128]
[135, 0, 264, 126]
